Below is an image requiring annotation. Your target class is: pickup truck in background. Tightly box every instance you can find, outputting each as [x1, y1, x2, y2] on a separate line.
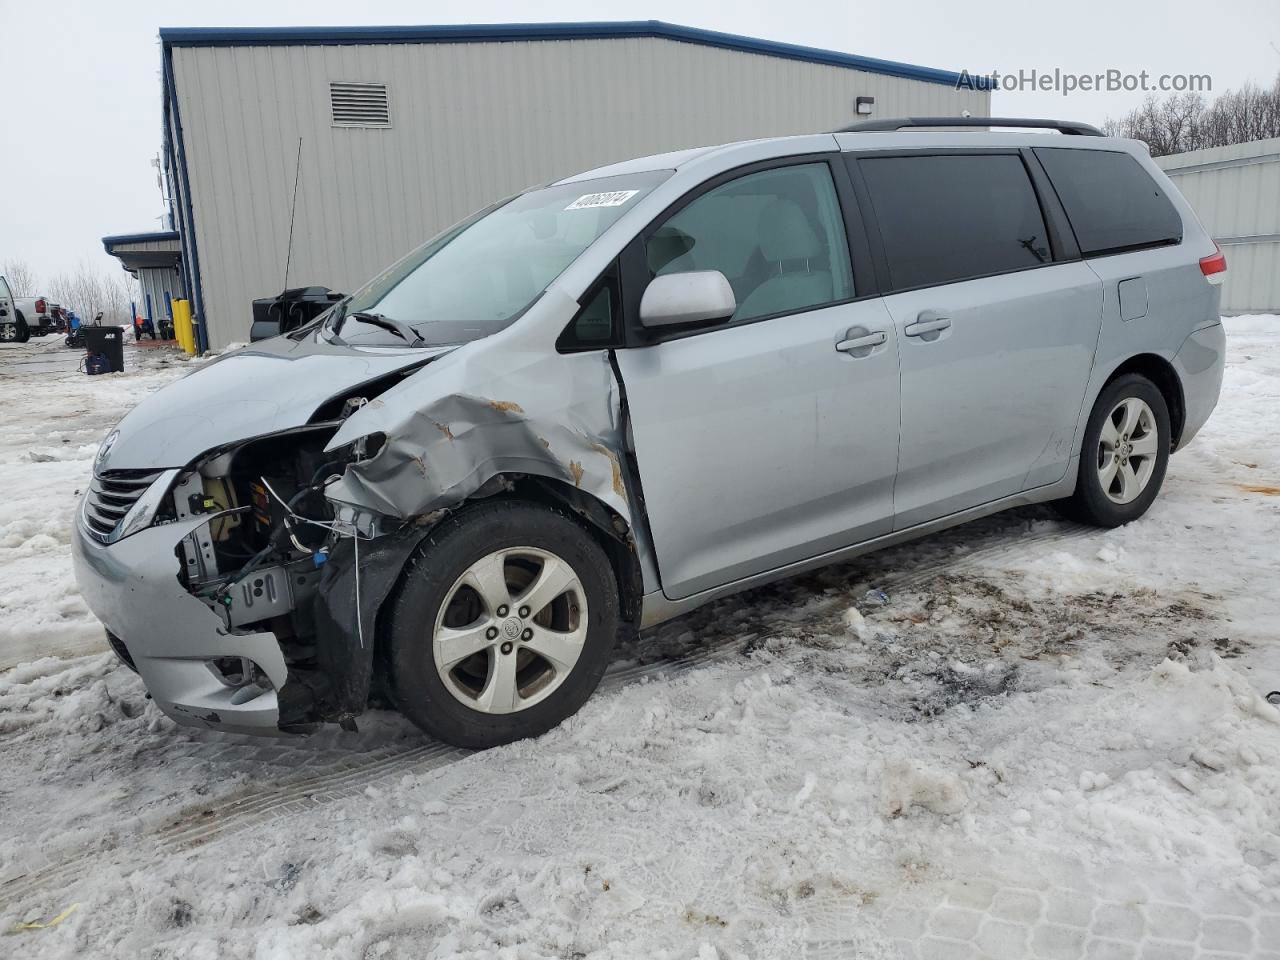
[0, 293, 62, 340]
[14, 295, 59, 337]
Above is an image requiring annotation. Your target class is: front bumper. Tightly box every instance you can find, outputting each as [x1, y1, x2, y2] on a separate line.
[71, 509, 290, 735]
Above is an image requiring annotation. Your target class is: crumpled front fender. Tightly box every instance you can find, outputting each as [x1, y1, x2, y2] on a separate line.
[323, 288, 632, 525]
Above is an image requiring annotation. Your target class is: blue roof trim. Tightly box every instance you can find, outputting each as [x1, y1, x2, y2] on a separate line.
[158, 20, 964, 87]
[102, 231, 180, 251]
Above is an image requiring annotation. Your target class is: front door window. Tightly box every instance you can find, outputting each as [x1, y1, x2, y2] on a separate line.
[646, 163, 855, 324]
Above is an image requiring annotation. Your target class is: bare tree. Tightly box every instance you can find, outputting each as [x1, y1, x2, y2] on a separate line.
[1106, 73, 1280, 156]
[109, 271, 136, 323]
[1, 259, 39, 297]
[45, 263, 136, 323]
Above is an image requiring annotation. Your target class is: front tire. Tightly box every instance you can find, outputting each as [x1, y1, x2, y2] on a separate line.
[1061, 373, 1171, 527]
[13, 313, 30, 343]
[387, 500, 620, 749]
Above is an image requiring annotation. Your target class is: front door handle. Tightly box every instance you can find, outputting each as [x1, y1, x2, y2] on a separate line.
[835, 330, 887, 354]
[904, 312, 951, 338]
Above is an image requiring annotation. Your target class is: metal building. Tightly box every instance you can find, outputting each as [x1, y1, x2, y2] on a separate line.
[141, 20, 986, 351]
[101, 231, 186, 329]
[1156, 137, 1280, 314]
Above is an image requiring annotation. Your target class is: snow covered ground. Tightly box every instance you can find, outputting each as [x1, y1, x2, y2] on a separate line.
[1, 321, 1279, 959]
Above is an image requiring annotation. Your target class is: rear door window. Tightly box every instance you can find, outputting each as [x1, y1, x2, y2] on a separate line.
[1033, 148, 1182, 256]
[857, 154, 1052, 291]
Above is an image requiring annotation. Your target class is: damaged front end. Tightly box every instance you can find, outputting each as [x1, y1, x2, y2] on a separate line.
[93, 291, 649, 735]
[163, 417, 413, 731]
[71, 335, 454, 733]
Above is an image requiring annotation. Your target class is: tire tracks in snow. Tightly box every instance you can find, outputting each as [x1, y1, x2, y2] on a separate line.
[0, 633, 110, 674]
[1, 515, 1094, 908]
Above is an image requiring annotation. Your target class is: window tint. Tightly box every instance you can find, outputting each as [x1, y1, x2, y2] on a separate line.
[646, 163, 854, 324]
[859, 154, 1052, 291]
[1034, 148, 1182, 256]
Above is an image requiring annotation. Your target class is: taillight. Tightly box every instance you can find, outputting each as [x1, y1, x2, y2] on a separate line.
[1199, 244, 1227, 285]
[35, 298, 45, 312]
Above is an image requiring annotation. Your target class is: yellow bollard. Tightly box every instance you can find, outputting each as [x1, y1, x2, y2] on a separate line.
[172, 299, 195, 355]
[171, 299, 186, 352]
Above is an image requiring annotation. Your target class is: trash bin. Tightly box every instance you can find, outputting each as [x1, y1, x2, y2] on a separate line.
[82, 325, 125, 373]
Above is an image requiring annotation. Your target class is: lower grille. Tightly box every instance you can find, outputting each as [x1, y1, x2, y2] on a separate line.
[84, 469, 165, 541]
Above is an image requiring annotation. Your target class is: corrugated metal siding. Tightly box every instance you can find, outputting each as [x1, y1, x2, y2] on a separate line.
[1157, 138, 1280, 314]
[109, 238, 181, 255]
[136, 267, 184, 324]
[171, 36, 987, 349]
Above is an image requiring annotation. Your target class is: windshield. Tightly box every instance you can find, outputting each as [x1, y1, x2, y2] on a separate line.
[327, 170, 671, 347]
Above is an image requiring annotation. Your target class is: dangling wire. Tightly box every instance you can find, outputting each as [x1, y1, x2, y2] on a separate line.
[258, 475, 373, 648]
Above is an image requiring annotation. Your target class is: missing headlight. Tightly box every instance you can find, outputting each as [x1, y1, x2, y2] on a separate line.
[326, 432, 385, 468]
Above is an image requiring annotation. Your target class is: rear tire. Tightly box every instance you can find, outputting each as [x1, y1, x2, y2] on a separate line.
[387, 500, 620, 749]
[1060, 373, 1170, 527]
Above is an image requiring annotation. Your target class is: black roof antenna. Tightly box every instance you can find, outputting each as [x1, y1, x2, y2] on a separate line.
[283, 136, 303, 290]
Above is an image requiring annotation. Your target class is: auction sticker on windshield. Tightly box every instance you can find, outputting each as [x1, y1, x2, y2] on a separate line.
[565, 190, 639, 210]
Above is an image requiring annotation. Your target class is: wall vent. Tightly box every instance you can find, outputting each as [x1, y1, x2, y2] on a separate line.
[330, 81, 390, 127]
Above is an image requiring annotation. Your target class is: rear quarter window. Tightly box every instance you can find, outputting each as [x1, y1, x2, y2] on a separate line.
[1033, 148, 1182, 257]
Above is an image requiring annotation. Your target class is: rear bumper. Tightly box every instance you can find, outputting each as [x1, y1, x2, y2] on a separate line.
[71, 507, 289, 735]
[1172, 321, 1226, 452]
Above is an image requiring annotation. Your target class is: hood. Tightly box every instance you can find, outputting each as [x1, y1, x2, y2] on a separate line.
[97, 331, 452, 471]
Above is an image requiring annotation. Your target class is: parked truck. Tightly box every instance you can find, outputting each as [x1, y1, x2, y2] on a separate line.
[0, 291, 59, 341]
[16, 295, 58, 337]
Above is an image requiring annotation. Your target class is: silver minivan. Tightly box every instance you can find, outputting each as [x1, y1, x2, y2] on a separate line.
[73, 118, 1227, 748]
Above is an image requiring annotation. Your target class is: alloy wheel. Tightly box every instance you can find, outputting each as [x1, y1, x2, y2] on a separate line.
[1097, 396, 1159, 505]
[431, 547, 588, 714]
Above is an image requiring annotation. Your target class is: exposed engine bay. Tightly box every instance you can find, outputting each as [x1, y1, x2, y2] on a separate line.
[169, 397, 399, 728]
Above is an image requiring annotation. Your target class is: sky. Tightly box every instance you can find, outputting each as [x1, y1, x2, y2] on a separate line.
[1, 0, 1277, 286]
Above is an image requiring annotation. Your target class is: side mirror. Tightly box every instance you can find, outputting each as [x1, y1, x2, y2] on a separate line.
[639, 271, 736, 329]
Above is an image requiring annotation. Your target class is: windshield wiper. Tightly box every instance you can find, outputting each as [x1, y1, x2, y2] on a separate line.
[344, 311, 425, 346]
[324, 299, 352, 344]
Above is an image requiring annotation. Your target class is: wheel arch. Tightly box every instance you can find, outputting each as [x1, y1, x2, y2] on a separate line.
[499, 474, 645, 626]
[362, 476, 644, 713]
[1096, 353, 1186, 448]
[369, 473, 644, 662]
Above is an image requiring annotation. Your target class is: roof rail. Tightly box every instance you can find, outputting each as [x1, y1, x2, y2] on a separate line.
[838, 116, 1105, 137]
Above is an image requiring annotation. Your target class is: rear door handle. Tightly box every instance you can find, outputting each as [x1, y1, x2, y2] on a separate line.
[904, 313, 951, 338]
[835, 330, 887, 354]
